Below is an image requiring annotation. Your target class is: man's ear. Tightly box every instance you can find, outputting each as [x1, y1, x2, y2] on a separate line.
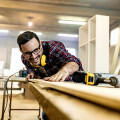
[40, 41, 41, 47]
[20, 49, 22, 53]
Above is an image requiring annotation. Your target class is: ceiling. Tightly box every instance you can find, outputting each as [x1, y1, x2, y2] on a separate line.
[0, 0, 120, 36]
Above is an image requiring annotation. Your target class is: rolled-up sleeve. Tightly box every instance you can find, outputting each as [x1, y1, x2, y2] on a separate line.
[49, 41, 84, 71]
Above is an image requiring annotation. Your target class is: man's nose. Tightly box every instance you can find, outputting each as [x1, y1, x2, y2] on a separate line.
[31, 52, 37, 58]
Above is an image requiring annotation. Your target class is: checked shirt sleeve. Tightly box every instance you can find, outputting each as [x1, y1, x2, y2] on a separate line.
[49, 41, 83, 71]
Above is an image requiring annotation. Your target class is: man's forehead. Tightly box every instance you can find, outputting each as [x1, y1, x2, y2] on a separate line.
[21, 38, 40, 52]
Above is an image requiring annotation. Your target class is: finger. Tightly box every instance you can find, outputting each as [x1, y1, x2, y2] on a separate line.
[37, 76, 41, 79]
[26, 74, 30, 82]
[30, 73, 34, 79]
[60, 74, 68, 82]
[49, 75, 58, 82]
[55, 74, 63, 82]
[43, 77, 50, 81]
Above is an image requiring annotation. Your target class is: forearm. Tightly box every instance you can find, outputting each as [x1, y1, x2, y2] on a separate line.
[62, 62, 79, 75]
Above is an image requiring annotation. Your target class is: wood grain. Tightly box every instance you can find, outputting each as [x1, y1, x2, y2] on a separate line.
[29, 82, 120, 120]
[29, 79, 120, 111]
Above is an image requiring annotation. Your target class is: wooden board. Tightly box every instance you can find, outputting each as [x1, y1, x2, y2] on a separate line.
[29, 79, 120, 111]
[29, 82, 120, 120]
[9, 77, 26, 82]
[0, 77, 26, 82]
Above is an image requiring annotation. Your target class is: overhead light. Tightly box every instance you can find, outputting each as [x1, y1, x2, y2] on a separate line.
[28, 22, 33, 27]
[58, 16, 88, 21]
[58, 33, 78, 37]
[27, 16, 33, 27]
[19, 31, 42, 36]
[0, 30, 9, 33]
[58, 20, 86, 25]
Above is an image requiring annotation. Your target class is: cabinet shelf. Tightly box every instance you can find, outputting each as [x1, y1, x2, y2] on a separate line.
[89, 38, 96, 42]
[79, 42, 88, 47]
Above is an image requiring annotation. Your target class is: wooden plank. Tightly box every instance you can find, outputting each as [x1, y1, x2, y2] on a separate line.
[29, 79, 120, 111]
[29, 82, 120, 120]
[0, 77, 26, 82]
[9, 77, 26, 82]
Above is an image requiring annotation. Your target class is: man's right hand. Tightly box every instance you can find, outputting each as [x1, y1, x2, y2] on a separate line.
[26, 72, 34, 81]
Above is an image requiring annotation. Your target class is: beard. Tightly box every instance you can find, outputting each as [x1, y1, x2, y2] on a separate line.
[29, 54, 41, 66]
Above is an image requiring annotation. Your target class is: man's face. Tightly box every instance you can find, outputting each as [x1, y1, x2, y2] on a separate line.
[21, 38, 43, 66]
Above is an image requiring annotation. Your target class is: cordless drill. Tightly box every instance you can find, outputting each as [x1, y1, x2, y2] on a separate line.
[72, 71, 120, 88]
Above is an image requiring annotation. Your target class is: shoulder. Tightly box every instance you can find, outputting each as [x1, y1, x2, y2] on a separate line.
[42, 40, 65, 47]
[21, 55, 30, 66]
[42, 40, 66, 55]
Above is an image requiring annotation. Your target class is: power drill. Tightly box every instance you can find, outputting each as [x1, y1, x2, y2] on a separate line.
[19, 70, 28, 77]
[72, 71, 120, 88]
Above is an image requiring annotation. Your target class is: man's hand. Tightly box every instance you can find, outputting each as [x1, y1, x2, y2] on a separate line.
[44, 68, 69, 82]
[26, 72, 34, 81]
[44, 62, 79, 82]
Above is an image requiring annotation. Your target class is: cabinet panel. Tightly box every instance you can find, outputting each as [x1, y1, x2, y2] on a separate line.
[79, 23, 88, 47]
[79, 45, 88, 71]
[89, 17, 96, 40]
[88, 41, 96, 72]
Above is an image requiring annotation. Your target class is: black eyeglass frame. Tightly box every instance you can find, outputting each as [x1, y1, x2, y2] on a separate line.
[22, 44, 40, 58]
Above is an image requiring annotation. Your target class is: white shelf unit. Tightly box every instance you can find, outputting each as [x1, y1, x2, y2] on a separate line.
[79, 15, 109, 73]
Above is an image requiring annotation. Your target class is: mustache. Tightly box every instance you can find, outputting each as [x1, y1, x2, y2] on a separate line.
[29, 55, 40, 61]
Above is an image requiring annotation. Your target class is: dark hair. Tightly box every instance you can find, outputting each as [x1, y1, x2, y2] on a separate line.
[17, 31, 40, 50]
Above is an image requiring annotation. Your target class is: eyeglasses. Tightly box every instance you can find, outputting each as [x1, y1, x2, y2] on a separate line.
[22, 44, 40, 59]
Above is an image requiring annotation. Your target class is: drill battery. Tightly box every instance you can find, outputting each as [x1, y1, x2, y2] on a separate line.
[72, 71, 100, 85]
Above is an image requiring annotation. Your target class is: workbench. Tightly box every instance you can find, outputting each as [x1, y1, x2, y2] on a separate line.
[1, 77, 120, 120]
[1, 77, 40, 120]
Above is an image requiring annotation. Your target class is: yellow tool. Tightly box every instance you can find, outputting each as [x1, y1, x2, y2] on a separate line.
[84, 72, 95, 85]
[73, 71, 120, 88]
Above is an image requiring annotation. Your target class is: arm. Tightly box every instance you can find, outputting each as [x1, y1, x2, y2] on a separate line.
[44, 62, 79, 81]
[44, 41, 83, 82]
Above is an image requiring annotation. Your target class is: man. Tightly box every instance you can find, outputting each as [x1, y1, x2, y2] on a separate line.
[17, 31, 83, 119]
[17, 31, 83, 82]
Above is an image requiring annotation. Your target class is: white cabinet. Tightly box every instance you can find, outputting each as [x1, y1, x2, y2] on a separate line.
[79, 15, 109, 73]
